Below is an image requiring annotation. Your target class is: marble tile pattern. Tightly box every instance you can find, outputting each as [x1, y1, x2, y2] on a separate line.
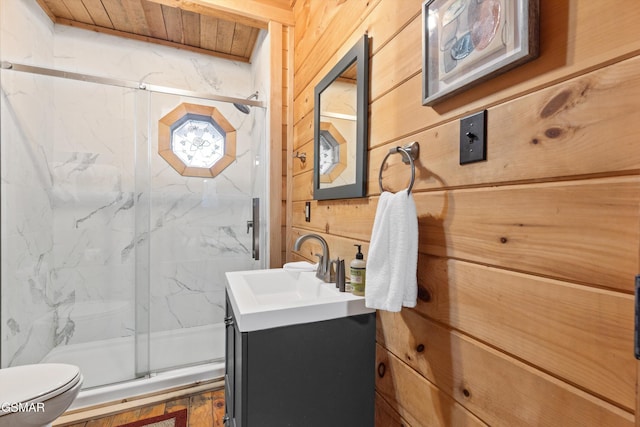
[1, 0, 268, 376]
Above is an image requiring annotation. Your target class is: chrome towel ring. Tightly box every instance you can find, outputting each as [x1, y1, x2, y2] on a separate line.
[378, 141, 420, 195]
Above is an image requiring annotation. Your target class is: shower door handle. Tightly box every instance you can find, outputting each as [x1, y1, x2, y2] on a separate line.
[249, 198, 259, 260]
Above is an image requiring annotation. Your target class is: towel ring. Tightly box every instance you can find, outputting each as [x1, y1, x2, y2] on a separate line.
[378, 141, 420, 195]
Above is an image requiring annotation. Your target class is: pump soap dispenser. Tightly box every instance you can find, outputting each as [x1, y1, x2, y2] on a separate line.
[350, 244, 366, 296]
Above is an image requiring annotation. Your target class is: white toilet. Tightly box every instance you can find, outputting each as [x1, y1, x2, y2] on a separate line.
[0, 363, 82, 427]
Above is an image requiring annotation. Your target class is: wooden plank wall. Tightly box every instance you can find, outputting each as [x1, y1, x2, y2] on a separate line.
[282, 24, 293, 265]
[269, 20, 283, 269]
[289, 0, 640, 425]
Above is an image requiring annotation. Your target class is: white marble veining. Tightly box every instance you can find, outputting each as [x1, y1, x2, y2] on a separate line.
[1, 0, 269, 385]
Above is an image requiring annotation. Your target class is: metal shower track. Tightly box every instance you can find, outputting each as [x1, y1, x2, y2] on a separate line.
[0, 61, 264, 107]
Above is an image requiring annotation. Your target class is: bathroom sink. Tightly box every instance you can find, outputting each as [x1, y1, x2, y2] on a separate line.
[225, 268, 374, 332]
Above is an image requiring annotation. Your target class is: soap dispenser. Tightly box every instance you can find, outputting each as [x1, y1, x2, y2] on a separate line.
[350, 244, 366, 296]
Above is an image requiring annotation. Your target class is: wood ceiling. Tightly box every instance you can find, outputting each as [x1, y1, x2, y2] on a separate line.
[35, 0, 294, 63]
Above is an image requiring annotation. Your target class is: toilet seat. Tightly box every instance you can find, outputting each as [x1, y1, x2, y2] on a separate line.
[0, 363, 81, 408]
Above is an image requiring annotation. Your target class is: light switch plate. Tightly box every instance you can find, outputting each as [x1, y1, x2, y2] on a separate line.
[460, 110, 487, 165]
[305, 201, 311, 222]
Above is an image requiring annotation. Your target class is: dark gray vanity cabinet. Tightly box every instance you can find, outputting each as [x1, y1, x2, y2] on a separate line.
[224, 295, 375, 427]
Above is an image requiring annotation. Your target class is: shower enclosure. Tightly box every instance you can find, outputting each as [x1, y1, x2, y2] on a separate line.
[0, 63, 268, 390]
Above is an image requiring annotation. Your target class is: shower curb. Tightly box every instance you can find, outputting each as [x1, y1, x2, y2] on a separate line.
[52, 379, 224, 426]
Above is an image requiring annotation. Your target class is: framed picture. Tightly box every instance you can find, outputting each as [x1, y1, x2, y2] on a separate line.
[422, 0, 539, 106]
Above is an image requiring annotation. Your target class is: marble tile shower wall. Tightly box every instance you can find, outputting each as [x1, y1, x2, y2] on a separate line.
[1, 70, 57, 367]
[1, 0, 266, 368]
[146, 93, 265, 337]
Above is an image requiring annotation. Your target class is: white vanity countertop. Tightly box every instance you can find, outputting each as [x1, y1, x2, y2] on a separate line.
[225, 268, 375, 332]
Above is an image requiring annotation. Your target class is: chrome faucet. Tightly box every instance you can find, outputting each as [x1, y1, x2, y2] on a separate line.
[293, 233, 335, 283]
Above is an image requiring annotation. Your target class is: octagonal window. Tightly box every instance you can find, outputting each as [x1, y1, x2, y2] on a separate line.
[319, 131, 340, 176]
[159, 103, 236, 177]
[318, 122, 347, 183]
[171, 114, 225, 168]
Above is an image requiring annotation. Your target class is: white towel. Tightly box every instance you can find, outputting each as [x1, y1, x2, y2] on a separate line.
[365, 189, 418, 312]
[283, 261, 318, 272]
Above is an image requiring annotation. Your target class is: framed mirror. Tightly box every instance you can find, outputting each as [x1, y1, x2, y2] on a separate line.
[313, 35, 370, 200]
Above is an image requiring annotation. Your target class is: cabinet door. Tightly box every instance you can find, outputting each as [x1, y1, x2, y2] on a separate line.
[245, 313, 376, 426]
[233, 318, 245, 427]
[224, 299, 235, 425]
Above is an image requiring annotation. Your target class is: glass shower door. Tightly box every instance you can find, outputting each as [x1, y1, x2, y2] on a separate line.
[1, 66, 268, 388]
[138, 91, 267, 375]
[0, 69, 139, 388]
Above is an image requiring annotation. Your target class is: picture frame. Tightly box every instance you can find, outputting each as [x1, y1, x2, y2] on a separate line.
[422, 0, 539, 106]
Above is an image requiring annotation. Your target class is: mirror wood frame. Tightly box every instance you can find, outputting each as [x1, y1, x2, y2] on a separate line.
[313, 35, 370, 200]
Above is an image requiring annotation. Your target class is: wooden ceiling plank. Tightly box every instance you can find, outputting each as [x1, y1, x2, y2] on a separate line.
[229, 23, 253, 58]
[61, 0, 94, 24]
[102, 0, 135, 33]
[181, 9, 201, 48]
[54, 16, 250, 62]
[200, 15, 219, 51]
[145, 0, 293, 29]
[141, 1, 168, 39]
[215, 19, 235, 54]
[244, 27, 260, 59]
[34, 0, 262, 63]
[161, 5, 184, 44]
[81, 0, 114, 28]
[121, 0, 151, 37]
[39, 0, 74, 20]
